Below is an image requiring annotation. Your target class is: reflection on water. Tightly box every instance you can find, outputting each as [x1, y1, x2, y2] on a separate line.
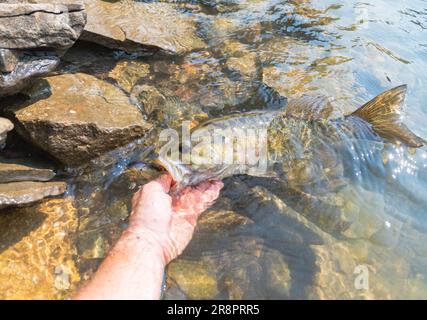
[1, 0, 427, 299]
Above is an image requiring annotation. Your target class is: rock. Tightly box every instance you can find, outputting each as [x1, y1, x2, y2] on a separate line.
[0, 50, 60, 96]
[82, 0, 204, 55]
[0, 181, 66, 209]
[226, 52, 259, 79]
[167, 258, 219, 299]
[0, 3, 86, 51]
[0, 3, 87, 96]
[0, 49, 18, 73]
[337, 185, 385, 240]
[0, 198, 80, 299]
[132, 84, 208, 129]
[0, 117, 13, 146]
[0, 157, 55, 183]
[198, 208, 253, 232]
[264, 250, 291, 298]
[108, 59, 151, 93]
[131, 85, 167, 116]
[5, 73, 152, 166]
[30, 0, 204, 55]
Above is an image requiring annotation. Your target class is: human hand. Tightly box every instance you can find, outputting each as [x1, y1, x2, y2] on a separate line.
[129, 174, 223, 264]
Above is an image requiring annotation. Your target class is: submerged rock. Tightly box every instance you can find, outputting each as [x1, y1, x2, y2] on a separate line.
[81, 0, 204, 55]
[0, 3, 87, 96]
[225, 52, 259, 79]
[0, 117, 13, 146]
[167, 258, 219, 299]
[30, 0, 204, 55]
[5, 73, 152, 166]
[0, 181, 66, 209]
[0, 198, 80, 299]
[108, 59, 151, 93]
[0, 157, 55, 183]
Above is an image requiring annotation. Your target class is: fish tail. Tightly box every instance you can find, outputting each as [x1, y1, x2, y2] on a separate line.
[350, 85, 424, 148]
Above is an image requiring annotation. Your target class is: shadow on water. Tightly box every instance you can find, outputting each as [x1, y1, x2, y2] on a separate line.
[226, 177, 323, 299]
[172, 175, 323, 299]
[0, 208, 47, 255]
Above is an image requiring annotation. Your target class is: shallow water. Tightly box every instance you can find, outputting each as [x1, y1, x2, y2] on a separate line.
[1, 0, 427, 299]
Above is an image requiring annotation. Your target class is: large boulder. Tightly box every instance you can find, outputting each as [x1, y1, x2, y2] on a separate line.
[5, 73, 152, 166]
[28, 0, 204, 55]
[0, 3, 87, 96]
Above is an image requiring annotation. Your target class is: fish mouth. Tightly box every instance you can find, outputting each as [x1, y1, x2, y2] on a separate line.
[153, 156, 185, 184]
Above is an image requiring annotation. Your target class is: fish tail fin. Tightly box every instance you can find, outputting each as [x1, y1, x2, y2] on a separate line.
[350, 85, 424, 148]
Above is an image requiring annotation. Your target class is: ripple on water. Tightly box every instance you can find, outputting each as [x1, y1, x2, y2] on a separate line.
[1, 0, 427, 299]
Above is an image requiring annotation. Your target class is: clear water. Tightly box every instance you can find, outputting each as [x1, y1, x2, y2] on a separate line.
[1, 0, 427, 299]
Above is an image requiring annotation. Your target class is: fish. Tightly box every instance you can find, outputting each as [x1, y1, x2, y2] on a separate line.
[155, 85, 424, 189]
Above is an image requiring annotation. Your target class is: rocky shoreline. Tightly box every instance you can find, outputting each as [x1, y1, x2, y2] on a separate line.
[0, 1, 209, 209]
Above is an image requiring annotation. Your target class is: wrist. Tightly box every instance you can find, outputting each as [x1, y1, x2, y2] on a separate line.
[124, 226, 168, 266]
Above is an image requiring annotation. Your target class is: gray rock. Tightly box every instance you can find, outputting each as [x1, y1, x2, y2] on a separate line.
[0, 181, 66, 209]
[0, 157, 56, 183]
[0, 3, 86, 51]
[0, 3, 87, 97]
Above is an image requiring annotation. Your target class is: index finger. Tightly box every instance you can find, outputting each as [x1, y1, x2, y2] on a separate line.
[142, 173, 173, 194]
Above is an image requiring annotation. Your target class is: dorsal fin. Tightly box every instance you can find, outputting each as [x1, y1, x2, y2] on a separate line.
[350, 85, 424, 148]
[284, 94, 333, 120]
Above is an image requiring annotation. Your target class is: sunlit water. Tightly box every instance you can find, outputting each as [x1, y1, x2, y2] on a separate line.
[1, 0, 427, 299]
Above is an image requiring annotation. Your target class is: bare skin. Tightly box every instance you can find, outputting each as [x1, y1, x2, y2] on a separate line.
[74, 174, 223, 300]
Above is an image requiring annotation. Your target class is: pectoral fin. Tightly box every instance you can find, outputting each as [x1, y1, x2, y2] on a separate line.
[350, 85, 424, 148]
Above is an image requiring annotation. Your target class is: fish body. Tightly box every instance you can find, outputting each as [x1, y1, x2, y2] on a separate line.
[156, 85, 424, 189]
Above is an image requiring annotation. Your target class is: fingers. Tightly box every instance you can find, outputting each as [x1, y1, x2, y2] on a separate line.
[142, 173, 173, 194]
[172, 180, 224, 218]
[129, 174, 173, 234]
[197, 180, 224, 203]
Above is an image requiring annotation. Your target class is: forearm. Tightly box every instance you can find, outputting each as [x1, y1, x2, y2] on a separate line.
[74, 229, 166, 300]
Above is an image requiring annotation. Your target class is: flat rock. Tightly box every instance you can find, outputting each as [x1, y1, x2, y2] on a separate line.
[0, 181, 66, 209]
[0, 117, 13, 146]
[28, 0, 204, 55]
[0, 3, 86, 51]
[5, 73, 151, 166]
[0, 157, 55, 183]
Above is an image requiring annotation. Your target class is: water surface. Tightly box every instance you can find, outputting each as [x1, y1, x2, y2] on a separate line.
[2, 0, 427, 299]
